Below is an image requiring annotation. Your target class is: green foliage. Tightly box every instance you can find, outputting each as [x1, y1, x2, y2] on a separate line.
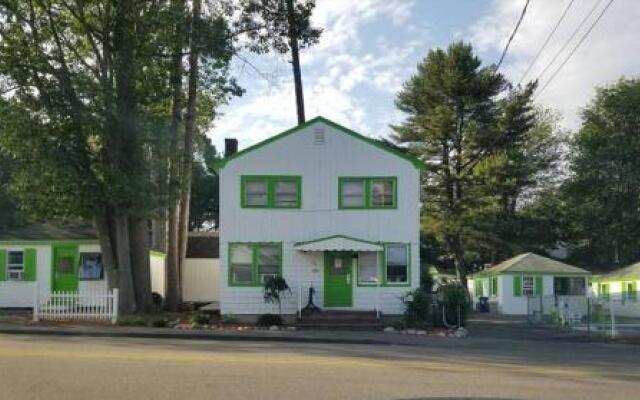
[402, 289, 433, 329]
[263, 276, 291, 315]
[393, 41, 561, 278]
[420, 269, 435, 293]
[220, 314, 238, 324]
[257, 313, 283, 327]
[189, 312, 210, 325]
[189, 136, 220, 230]
[436, 283, 470, 327]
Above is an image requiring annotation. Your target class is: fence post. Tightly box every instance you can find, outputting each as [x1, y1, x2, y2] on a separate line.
[112, 288, 119, 325]
[32, 281, 39, 322]
[609, 296, 616, 338]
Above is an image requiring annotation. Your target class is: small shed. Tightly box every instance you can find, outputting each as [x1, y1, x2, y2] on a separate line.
[468, 253, 591, 315]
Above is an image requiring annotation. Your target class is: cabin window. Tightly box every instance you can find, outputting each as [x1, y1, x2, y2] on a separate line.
[554, 277, 586, 296]
[623, 281, 635, 300]
[357, 252, 379, 284]
[78, 253, 104, 281]
[385, 244, 409, 284]
[522, 276, 534, 296]
[339, 177, 397, 209]
[7, 251, 24, 281]
[229, 243, 282, 286]
[241, 176, 301, 208]
[599, 283, 610, 299]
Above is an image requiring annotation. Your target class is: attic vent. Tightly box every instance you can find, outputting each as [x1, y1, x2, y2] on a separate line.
[313, 127, 325, 145]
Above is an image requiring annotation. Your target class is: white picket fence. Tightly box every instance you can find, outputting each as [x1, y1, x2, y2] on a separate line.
[33, 288, 119, 324]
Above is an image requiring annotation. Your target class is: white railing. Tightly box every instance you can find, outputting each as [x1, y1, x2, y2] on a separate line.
[33, 287, 119, 324]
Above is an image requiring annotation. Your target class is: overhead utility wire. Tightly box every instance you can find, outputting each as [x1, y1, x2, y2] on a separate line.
[517, 0, 576, 85]
[535, 0, 615, 98]
[496, 0, 531, 70]
[533, 0, 603, 83]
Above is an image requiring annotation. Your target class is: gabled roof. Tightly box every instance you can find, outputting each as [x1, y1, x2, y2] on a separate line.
[601, 262, 640, 280]
[294, 234, 384, 252]
[0, 223, 97, 242]
[472, 253, 590, 277]
[218, 116, 425, 170]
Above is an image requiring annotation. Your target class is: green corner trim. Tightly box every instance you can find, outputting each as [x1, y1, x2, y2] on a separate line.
[218, 116, 426, 170]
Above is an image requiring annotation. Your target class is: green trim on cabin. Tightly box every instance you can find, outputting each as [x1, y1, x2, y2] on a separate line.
[513, 276, 522, 297]
[227, 242, 283, 287]
[594, 276, 640, 283]
[338, 177, 398, 210]
[490, 276, 498, 296]
[23, 248, 37, 281]
[218, 116, 426, 170]
[470, 270, 590, 279]
[240, 175, 302, 209]
[51, 243, 80, 291]
[0, 239, 99, 246]
[149, 250, 167, 258]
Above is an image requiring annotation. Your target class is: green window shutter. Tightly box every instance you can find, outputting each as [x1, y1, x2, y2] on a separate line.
[0, 250, 6, 281]
[492, 277, 498, 296]
[632, 281, 638, 298]
[513, 276, 522, 297]
[534, 276, 543, 296]
[23, 248, 37, 281]
[475, 279, 482, 296]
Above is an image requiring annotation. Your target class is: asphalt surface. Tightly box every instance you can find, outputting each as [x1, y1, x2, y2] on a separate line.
[0, 333, 638, 400]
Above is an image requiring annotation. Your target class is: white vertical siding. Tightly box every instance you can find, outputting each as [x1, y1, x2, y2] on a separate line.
[219, 120, 421, 315]
[149, 253, 166, 297]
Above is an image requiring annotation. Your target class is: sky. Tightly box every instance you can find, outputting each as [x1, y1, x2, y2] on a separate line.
[208, 0, 640, 152]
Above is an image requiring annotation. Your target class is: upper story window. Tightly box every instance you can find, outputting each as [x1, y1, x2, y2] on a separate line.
[241, 175, 301, 209]
[338, 177, 397, 209]
[7, 250, 24, 281]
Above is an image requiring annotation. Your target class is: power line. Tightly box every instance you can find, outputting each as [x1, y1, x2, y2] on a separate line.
[535, 0, 615, 98]
[496, 0, 531, 70]
[534, 0, 603, 83]
[517, 0, 576, 86]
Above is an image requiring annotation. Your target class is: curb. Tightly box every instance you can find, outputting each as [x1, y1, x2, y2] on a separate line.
[0, 327, 416, 346]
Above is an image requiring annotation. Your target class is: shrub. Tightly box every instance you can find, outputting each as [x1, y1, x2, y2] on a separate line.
[220, 314, 238, 324]
[436, 283, 470, 328]
[263, 276, 291, 315]
[420, 268, 435, 293]
[257, 313, 283, 327]
[189, 312, 210, 325]
[402, 289, 433, 329]
[151, 318, 169, 328]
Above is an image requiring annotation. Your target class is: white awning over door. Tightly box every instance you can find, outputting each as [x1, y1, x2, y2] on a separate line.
[294, 235, 383, 252]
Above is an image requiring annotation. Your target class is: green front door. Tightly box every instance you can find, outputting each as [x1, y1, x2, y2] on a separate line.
[53, 244, 79, 291]
[324, 251, 353, 307]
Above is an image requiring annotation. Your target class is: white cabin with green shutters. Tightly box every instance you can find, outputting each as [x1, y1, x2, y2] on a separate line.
[0, 224, 105, 308]
[218, 116, 424, 318]
[468, 253, 591, 315]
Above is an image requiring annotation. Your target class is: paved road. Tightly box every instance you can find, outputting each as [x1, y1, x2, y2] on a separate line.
[0, 334, 638, 400]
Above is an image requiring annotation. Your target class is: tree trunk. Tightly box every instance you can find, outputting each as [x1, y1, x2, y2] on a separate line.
[286, 0, 305, 125]
[94, 213, 118, 291]
[151, 216, 167, 252]
[129, 217, 152, 313]
[165, 0, 186, 312]
[115, 216, 136, 313]
[177, 0, 201, 283]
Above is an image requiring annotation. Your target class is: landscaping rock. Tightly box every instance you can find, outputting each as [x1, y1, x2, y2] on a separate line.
[416, 330, 427, 335]
[383, 326, 395, 333]
[406, 329, 417, 335]
[269, 325, 279, 331]
[285, 326, 297, 331]
[452, 327, 468, 338]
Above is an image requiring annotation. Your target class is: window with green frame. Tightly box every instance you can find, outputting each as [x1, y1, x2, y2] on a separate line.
[241, 176, 301, 208]
[338, 177, 397, 209]
[228, 243, 282, 286]
[383, 243, 409, 285]
[490, 276, 498, 296]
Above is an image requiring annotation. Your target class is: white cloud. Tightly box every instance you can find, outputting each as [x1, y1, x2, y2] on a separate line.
[209, 0, 422, 151]
[469, 0, 640, 129]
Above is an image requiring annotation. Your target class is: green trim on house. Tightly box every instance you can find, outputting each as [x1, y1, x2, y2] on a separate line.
[0, 250, 6, 282]
[240, 175, 302, 209]
[381, 242, 411, 287]
[513, 276, 522, 297]
[323, 251, 354, 307]
[294, 234, 382, 248]
[595, 276, 640, 283]
[227, 242, 283, 287]
[338, 177, 398, 209]
[218, 116, 426, 170]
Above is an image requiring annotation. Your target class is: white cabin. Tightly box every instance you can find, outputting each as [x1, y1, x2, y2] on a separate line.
[218, 116, 423, 318]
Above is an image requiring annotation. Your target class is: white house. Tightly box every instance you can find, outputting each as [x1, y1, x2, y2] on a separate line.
[592, 262, 640, 317]
[218, 116, 424, 319]
[468, 253, 591, 316]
